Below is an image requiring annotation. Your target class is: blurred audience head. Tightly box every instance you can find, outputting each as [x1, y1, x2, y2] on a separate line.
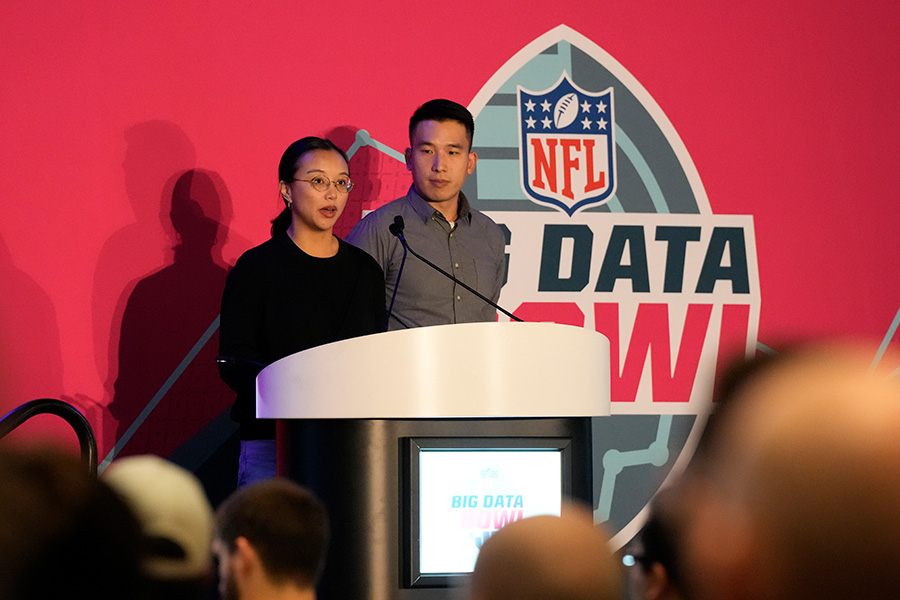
[682, 339, 900, 600]
[469, 504, 623, 600]
[103, 454, 215, 599]
[0, 445, 143, 600]
[626, 487, 689, 600]
[213, 477, 329, 600]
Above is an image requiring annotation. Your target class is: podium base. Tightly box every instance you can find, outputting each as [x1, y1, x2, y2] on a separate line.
[278, 417, 592, 600]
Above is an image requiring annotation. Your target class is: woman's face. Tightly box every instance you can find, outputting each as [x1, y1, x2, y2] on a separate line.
[280, 149, 350, 234]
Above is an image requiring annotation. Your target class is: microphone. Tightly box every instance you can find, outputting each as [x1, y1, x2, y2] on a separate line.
[388, 215, 405, 237]
[385, 216, 409, 329]
[388, 215, 522, 323]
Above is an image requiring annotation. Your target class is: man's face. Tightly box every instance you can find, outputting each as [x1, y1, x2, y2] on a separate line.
[405, 119, 477, 207]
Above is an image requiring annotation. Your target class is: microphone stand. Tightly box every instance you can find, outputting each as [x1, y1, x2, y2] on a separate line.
[390, 218, 522, 323]
[385, 236, 408, 330]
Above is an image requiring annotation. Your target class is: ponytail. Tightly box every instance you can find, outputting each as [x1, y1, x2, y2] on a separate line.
[271, 207, 291, 238]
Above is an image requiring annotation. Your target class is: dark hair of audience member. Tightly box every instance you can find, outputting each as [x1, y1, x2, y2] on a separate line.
[215, 478, 329, 588]
[0, 445, 143, 600]
[636, 488, 688, 597]
[691, 345, 805, 468]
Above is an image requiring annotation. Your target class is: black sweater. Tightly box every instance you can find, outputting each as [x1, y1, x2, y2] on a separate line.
[218, 233, 385, 439]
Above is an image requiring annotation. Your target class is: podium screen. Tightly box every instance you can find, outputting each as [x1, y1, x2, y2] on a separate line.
[405, 437, 572, 587]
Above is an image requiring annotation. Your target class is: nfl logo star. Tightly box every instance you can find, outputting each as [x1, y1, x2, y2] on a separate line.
[518, 73, 616, 215]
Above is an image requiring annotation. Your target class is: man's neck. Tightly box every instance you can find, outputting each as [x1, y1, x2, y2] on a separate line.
[425, 196, 459, 223]
[243, 581, 316, 600]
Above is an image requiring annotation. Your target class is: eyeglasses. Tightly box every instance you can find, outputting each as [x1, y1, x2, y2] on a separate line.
[292, 175, 354, 194]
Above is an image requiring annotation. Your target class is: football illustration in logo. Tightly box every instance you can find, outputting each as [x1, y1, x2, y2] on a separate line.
[518, 73, 616, 215]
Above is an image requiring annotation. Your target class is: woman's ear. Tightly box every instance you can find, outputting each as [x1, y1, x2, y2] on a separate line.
[279, 181, 292, 207]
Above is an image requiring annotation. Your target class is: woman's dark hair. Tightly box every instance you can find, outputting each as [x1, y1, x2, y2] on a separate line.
[271, 137, 350, 237]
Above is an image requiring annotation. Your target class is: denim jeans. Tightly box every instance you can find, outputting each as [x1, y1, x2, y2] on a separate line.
[237, 439, 276, 487]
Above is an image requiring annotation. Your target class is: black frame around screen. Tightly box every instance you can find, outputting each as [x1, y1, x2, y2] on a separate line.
[403, 436, 574, 588]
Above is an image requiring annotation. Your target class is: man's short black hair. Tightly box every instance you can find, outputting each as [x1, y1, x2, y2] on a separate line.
[408, 99, 475, 150]
[215, 478, 329, 588]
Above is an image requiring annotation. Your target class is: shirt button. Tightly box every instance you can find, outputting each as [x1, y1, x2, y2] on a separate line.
[454, 263, 459, 269]
[456, 295, 462, 301]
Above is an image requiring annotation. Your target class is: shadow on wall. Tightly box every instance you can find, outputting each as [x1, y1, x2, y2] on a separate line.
[326, 125, 412, 240]
[93, 120, 198, 450]
[92, 121, 242, 502]
[0, 233, 66, 442]
[108, 168, 236, 463]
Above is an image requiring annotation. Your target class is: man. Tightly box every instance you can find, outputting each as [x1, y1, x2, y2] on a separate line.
[469, 507, 622, 600]
[625, 487, 689, 600]
[212, 478, 328, 600]
[681, 341, 900, 600]
[103, 454, 215, 600]
[346, 98, 507, 330]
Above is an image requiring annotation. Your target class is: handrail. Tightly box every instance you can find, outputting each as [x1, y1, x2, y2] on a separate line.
[0, 399, 98, 476]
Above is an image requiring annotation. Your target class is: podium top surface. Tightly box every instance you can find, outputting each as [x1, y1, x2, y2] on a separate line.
[256, 322, 610, 419]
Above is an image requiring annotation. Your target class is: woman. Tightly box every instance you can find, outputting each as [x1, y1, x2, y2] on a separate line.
[218, 137, 385, 486]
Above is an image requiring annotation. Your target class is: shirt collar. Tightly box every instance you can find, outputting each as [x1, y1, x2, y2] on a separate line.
[407, 185, 472, 225]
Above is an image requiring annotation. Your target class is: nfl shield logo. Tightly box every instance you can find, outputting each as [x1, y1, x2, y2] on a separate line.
[518, 73, 616, 215]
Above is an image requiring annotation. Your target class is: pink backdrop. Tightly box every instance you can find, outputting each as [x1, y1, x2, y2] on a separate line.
[2, 1, 898, 460]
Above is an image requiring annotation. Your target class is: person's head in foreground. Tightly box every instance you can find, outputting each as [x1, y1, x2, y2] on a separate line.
[0, 445, 143, 600]
[682, 339, 900, 600]
[626, 486, 689, 600]
[103, 454, 215, 599]
[469, 505, 623, 600]
[213, 478, 329, 600]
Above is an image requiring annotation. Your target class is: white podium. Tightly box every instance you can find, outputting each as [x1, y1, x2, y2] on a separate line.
[257, 321, 611, 419]
[255, 322, 610, 600]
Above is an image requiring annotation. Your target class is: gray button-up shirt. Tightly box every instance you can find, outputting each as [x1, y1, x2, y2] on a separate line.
[345, 186, 506, 330]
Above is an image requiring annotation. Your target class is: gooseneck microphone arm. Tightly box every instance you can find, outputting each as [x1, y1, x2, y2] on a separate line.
[385, 217, 408, 329]
[388, 215, 523, 323]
